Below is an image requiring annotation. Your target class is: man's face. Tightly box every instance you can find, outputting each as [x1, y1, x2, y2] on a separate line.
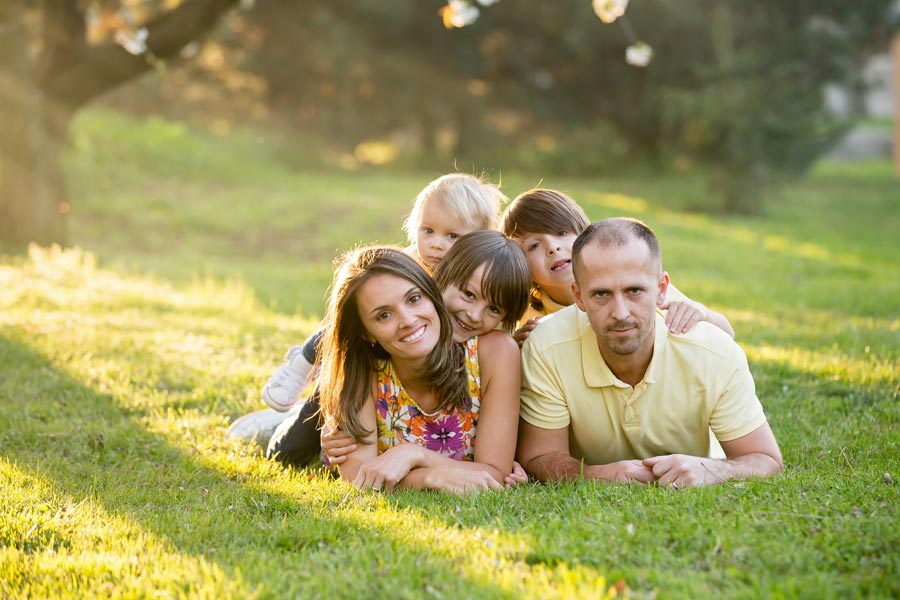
[573, 238, 667, 357]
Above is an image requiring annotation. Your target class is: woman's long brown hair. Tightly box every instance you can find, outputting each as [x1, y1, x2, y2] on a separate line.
[317, 246, 469, 441]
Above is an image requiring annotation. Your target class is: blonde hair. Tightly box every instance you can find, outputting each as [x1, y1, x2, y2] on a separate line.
[403, 173, 506, 244]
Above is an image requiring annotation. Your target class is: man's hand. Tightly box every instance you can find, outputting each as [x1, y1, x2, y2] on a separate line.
[513, 317, 541, 347]
[659, 299, 708, 335]
[591, 460, 657, 485]
[321, 427, 357, 465]
[643, 454, 724, 488]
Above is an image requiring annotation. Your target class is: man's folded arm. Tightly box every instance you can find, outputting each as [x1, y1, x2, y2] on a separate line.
[517, 419, 655, 484]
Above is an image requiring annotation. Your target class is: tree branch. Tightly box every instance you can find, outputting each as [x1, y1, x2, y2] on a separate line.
[37, 0, 88, 84]
[41, 0, 240, 109]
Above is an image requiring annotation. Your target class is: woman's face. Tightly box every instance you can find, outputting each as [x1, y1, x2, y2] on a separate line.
[441, 264, 507, 343]
[355, 272, 441, 362]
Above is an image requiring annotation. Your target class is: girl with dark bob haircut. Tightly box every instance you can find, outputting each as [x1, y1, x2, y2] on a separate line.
[434, 230, 530, 334]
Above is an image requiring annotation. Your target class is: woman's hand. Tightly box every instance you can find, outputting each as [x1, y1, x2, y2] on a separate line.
[353, 443, 423, 493]
[423, 466, 504, 494]
[504, 461, 528, 486]
[321, 426, 357, 465]
[513, 317, 541, 347]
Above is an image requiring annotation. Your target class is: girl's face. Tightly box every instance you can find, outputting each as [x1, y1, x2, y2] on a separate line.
[415, 198, 481, 270]
[516, 229, 578, 295]
[441, 264, 507, 343]
[356, 273, 440, 363]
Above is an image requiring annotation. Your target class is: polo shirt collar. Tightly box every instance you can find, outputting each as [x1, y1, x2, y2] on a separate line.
[579, 309, 670, 388]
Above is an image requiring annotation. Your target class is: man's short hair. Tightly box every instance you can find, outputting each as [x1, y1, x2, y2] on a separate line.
[572, 217, 662, 274]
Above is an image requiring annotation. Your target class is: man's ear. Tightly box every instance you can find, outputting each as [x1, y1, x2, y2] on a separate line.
[573, 281, 587, 312]
[656, 271, 670, 307]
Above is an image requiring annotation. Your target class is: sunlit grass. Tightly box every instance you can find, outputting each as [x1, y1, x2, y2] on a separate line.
[1, 108, 898, 598]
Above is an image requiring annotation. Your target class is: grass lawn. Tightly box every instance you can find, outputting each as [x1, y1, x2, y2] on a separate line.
[1, 109, 897, 598]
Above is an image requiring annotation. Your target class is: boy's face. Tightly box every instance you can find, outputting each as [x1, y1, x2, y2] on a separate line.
[441, 264, 507, 343]
[415, 199, 480, 270]
[515, 229, 579, 291]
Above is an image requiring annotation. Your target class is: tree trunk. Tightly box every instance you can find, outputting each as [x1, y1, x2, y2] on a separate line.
[0, 0, 240, 249]
[0, 3, 66, 247]
[0, 76, 72, 248]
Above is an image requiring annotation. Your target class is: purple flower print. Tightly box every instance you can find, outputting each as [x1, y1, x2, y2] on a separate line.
[376, 397, 389, 418]
[424, 417, 464, 459]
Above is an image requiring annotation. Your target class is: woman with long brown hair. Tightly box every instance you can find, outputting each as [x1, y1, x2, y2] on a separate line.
[317, 244, 521, 493]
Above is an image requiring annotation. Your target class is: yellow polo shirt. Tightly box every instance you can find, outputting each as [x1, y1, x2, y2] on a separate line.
[519, 305, 766, 464]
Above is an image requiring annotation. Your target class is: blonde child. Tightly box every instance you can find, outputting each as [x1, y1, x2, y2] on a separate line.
[500, 188, 736, 346]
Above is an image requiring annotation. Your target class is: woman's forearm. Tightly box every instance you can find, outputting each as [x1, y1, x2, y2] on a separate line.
[396, 464, 504, 493]
[401, 444, 506, 482]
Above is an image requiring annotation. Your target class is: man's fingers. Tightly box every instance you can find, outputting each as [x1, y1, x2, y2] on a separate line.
[625, 465, 656, 484]
[657, 470, 679, 487]
[637, 467, 657, 483]
[646, 457, 674, 478]
[642, 455, 668, 467]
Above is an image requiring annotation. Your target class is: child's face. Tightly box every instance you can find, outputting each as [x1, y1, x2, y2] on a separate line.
[516, 230, 579, 291]
[441, 264, 507, 343]
[415, 199, 481, 270]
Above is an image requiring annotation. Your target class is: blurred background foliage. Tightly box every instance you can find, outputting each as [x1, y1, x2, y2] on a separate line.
[104, 0, 894, 210]
[1, 0, 895, 248]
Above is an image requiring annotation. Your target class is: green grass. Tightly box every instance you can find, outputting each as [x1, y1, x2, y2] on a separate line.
[2, 108, 898, 598]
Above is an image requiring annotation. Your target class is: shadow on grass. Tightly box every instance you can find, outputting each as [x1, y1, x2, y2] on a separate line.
[0, 334, 554, 597]
[3, 327, 897, 597]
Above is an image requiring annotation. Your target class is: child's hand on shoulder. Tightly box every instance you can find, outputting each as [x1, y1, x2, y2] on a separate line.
[513, 317, 541, 347]
[660, 299, 708, 335]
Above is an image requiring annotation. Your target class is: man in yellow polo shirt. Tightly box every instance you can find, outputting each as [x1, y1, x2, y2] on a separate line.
[517, 218, 783, 487]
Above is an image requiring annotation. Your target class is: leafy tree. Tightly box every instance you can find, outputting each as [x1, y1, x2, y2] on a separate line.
[246, 1, 891, 212]
[658, 0, 895, 214]
[0, 0, 240, 248]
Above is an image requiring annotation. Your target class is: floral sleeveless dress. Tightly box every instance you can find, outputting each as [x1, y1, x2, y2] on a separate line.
[375, 336, 481, 461]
